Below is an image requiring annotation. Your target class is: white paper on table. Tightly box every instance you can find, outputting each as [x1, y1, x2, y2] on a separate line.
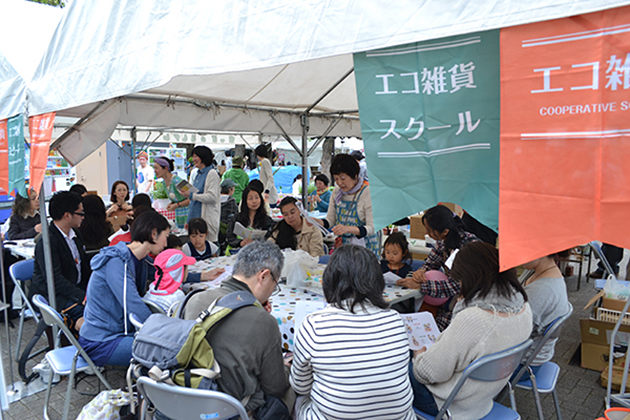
[400, 312, 441, 350]
[383, 271, 402, 285]
[293, 300, 327, 334]
[233, 221, 267, 240]
[210, 266, 233, 286]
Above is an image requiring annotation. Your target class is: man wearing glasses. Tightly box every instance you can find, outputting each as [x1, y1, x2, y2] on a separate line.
[182, 240, 292, 418]
[30, 191, 91, 330]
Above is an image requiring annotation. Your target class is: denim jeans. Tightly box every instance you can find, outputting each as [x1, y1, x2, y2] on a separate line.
[105, 336, 135, 367]
[408, 362, 439, 416]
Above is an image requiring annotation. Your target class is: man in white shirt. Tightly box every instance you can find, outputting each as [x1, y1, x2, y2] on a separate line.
[136, 151, 154, 194]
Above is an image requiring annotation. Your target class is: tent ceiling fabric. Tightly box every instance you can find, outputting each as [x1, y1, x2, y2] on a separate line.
[0, 54, 25, 121]
[28, 0, 630, 119]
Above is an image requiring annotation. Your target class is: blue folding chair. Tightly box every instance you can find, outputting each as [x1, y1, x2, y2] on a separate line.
[32, 294, 112, 420]
[509, 304, 573, 420]
[411, 259, 424, 271]
[9, 259, 41, 359]
[137, 376, 249, 420]
[414, 339, 533, 420]
[318, 254, 331, 264]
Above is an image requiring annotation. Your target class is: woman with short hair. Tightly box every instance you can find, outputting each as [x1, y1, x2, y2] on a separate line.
[79, 211, 171, 366]
[179, 146, 221, 243]
[410, 242, 532, 419]
[291, 245, 416, 420]
[314, 154, 377, 256]
[6, 189, 41, 240]
[268, 197, 324, 258]
[308, 174, 331, 213]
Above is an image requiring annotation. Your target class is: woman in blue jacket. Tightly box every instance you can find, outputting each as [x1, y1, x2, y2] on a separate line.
[79, 211, 170, 367]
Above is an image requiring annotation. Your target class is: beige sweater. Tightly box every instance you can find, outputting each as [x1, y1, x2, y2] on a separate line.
[413, 304, 532, 420]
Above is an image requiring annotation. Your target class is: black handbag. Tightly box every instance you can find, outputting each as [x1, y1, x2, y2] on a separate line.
[254, 395, 291, 420]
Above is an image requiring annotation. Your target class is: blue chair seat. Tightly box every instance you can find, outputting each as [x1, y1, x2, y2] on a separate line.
[318, 255, 331, 264]
[415, 401, 520, 420]
[45, 346, 91, 375]
[515, 362, 560, 392]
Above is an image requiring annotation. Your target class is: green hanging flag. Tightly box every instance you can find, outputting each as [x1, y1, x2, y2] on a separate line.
[353, 30, 500, 230]
[7, 114, 26, 197]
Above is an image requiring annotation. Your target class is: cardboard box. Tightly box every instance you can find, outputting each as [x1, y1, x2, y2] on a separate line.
[600, 365, 630, 391]
[580, 318, 630, 371]
[603, 297, 630, 313]
[410, 215, 426, 239]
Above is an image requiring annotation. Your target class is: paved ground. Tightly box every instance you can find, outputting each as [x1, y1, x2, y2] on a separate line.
[0, 250, 628, 420]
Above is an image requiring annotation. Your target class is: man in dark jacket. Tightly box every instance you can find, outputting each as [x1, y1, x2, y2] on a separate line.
[30, 191, 90, 328]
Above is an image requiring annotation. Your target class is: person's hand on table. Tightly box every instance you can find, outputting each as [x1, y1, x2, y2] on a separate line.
[396, 276, 422, 289]
[34, 223, 42, 233]
[413, 346, 427, 358]
[412, 268, 427, 284]
[201, 267, 225, 281]
[331, 224, 356, 236]
[240, 238, 253, 247]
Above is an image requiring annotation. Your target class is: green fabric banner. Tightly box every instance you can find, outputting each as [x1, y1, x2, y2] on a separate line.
[8, 114, 26, 197]
[353, 30, 500, 230]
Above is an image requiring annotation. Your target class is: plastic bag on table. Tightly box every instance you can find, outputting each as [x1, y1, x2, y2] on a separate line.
[281, 249, 319, 288]
[604, 276, 630, 300]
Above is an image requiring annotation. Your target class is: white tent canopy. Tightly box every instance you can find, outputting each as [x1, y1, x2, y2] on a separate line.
[27, 0, 630, 165]
[0, 0, 62, 121]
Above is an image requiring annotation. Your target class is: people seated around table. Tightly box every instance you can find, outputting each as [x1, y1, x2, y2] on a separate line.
[6, 188, 41, 240]
[106, 180, 133, 230]
[69, 183, 89, 197]
[30, 191, 90, 331]
[381, 231, 413, 279]
[79, 194, 114, 251]
[247, 179, 272, 213]
[79, 211, 170, 367]
[410, 242, 532, 419]
[144, 249, 196, 313]
[314, 154, 378, 257]
[307, 174, 331, 213]
[397, 204, 480, 330]
[517, 250, 570, 378]
[291, 245, 415, 420]
[226, 186, 274, 252]
[183, 218, 219, 260]
[182, 241, 292, 415]
[219, 178, 239, 251]
[268, 197, 325, 258]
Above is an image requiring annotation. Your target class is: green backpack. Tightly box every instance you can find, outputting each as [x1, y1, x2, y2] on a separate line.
[130, 290, 260, 389]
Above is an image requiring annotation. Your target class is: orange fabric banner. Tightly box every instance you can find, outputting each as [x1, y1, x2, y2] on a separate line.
[28, 112, 56, 194]
[0, 120, 8, 194]
[500, 7, 630, 270]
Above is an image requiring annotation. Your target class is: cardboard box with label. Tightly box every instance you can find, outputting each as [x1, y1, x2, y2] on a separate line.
[580, 318, 630, 371]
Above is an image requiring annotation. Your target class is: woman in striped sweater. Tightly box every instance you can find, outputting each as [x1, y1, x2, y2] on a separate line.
[290, 245, 415, 420]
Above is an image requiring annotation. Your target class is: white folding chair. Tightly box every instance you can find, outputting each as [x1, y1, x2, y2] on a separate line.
[142, 298, 167, 314]
[414, 339, 533, 420]
[137, 376, 249, 420]
[32, 294, 112, 420]
[9, 258, 42, 358]
[510, 304, 573, 420]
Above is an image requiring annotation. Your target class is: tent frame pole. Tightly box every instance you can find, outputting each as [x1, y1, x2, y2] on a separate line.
[269, 113, 303, 158]
[38, 188, 58, 344]
[301, 114, 310, 208]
